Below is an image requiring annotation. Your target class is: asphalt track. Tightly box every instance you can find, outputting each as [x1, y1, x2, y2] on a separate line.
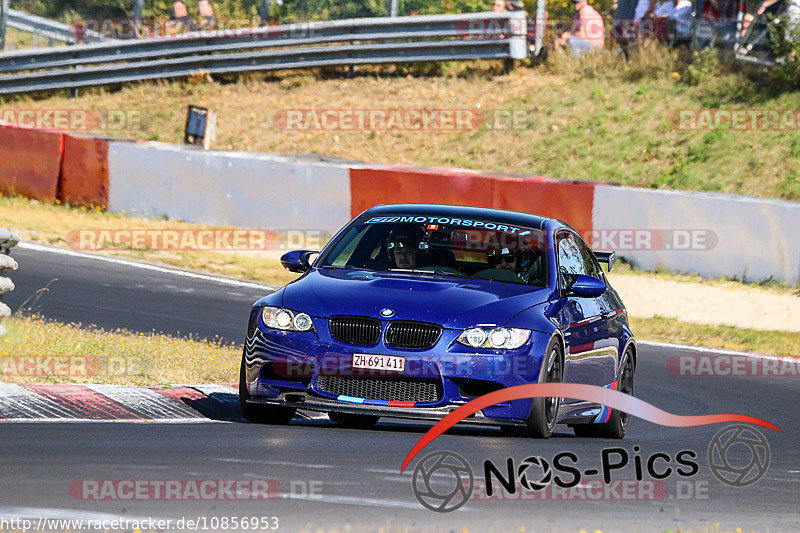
[2, 244, 799, 532]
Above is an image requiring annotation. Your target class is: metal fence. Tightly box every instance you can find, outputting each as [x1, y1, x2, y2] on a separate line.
[0, 11, 528, 95]
[6, 8, 107, 44]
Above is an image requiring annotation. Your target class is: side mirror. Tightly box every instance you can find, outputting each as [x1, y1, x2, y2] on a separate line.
[569, 274, 607, 298]
[280, 250, 318, 273]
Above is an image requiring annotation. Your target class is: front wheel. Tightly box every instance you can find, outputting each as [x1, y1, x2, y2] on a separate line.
[239, 354, 296, 425]
[522, 337, 563, 439]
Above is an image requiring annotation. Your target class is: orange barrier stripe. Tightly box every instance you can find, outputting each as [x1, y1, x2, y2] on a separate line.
[60, 134, 110, 208]
[350, 167, 595, 233]
[0, 124, 63, 202]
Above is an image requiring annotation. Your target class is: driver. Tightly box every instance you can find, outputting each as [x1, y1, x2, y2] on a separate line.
[387, 227, 426, 269]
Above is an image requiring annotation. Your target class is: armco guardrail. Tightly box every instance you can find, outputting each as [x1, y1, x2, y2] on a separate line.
[7, 9, 104, 44]
[0, 228, 19, 335]
[0, 12, 526, 95]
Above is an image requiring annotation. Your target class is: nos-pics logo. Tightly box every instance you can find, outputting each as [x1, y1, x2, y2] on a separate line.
[411, 424, 771, 513]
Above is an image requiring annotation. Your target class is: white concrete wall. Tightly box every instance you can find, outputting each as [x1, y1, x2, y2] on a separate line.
[108, 142, 352, 234]
[593, 185, 800, 284]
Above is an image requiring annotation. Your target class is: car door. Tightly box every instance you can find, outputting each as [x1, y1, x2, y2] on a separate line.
[572, 233, 625, 369]
[554, 231, 617, 402]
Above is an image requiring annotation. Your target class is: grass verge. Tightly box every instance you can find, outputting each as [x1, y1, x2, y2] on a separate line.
[0, 196, 300, 288]
[1, 47, 799, 200]
[0, 314, 795, 391]
[0, 316, 241, 386]
[630, 316, 800, 357]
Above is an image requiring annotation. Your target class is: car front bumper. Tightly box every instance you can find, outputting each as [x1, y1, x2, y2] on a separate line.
[243, 314, 552, 423]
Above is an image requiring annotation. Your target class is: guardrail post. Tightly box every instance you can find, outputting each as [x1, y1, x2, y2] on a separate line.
[0, 0, 10, 51]
[508, 11, 527, 60]
[133, 0, 143, 21]
[0, 228, 19, 336]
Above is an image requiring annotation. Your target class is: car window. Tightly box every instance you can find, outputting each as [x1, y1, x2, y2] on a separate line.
[318, 218, 549, 287]
[557, 233, 588, 291]
[327, 225, 370, 267]
[574, 235, 602, 279]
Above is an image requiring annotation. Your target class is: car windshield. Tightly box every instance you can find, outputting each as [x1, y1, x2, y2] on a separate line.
[318, 216, 549, 287]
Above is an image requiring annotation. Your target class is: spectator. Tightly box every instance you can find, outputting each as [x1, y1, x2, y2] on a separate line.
[172, 0, 197, 31]
[173, 0, 189, 22]
[198, 0, 216, 28]
[653, 0, 693, 42]
[635, 0, 658, 21]
[613, 0, 639, 54]
[555, 0, 605, 53]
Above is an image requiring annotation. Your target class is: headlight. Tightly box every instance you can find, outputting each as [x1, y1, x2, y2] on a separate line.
[457, 327, 531, 349]
[261, 306, 314, 332]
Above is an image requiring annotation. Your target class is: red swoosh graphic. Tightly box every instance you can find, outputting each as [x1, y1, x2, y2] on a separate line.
[400, 383, 781, 473]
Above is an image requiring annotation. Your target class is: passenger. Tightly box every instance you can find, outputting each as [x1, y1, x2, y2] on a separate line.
[488, 248, 520, 273]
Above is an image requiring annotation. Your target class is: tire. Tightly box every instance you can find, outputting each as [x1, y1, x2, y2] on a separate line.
[573, 348, 635, 439]
[519, 336, 563, 439]
[239, 354, 296, 425]
[328, 411, 379, 429]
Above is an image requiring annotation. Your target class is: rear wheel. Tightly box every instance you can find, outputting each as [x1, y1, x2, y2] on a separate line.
[239, 354, 296, 425]
[520, 337, 563, 439]
[573, 348, 635, 439]
[328, 412, 379, 429]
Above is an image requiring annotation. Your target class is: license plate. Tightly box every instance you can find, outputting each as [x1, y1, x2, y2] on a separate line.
[352, 354, 405, 373]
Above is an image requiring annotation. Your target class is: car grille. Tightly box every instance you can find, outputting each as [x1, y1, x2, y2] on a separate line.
[316, 375, 441, 403]
[328, 316, 381, 346]
[384, 321, 442, 349]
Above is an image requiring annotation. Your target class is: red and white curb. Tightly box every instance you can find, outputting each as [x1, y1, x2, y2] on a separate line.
[0, 382, 328, 422]
[0, 383, 237, 422]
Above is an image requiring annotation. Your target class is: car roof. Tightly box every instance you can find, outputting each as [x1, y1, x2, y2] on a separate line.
[359, 203, 564, 231]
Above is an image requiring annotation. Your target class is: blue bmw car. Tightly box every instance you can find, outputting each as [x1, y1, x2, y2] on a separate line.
[240, 204, 636, 438]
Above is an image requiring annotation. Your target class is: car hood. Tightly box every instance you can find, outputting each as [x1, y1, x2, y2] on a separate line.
[281, 268, 553, 329]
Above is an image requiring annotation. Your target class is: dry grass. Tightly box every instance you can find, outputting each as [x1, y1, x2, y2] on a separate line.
[2, 27, 67, 51]
[631, 316, 800, 357]
[0, 196, 300, 287]
[0, 316, 241, 385]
